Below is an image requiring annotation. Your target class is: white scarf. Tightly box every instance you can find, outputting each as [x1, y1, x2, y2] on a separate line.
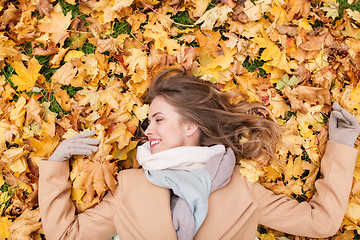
[136, 141, 226, 171]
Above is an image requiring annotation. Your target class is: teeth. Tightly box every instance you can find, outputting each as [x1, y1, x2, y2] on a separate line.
[150, 140, 161, 146]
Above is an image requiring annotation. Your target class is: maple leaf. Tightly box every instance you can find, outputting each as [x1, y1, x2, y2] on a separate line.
[38, 11, 72, 46]
[29, 133, 60, 158]
[35, 0, 53, 17]
[194, 5, 233, 30]
[284, 157, 304, 182]
[2, 0, 360, 236]
[9, 96, 26, 128]
[0, 216, 12, 240]
[239, 159, 264, 183]
[24, 97, 44, 125]
[8, 208, 42, 239]
[51, 61, 78, 86]
[10, 58, 42, 92]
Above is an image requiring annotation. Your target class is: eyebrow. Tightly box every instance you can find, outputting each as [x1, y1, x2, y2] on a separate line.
[151, 112, 164, 118]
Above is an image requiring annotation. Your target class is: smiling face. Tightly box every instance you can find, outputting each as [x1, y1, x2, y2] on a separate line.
[144, 96, 199, 154]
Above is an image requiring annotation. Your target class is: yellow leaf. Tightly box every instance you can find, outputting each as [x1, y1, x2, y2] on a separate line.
[270, 0, 288, 24]
[252, 25, 281, 62]
[345, 201, 360, 224]
[284, 157, 304, 182]
[71, 186, 85, 204]
[133, 104, 149, 122]
[29, 133, 60, 158]
[64, 50, 85, 62]
[51, 61, 78, 86]
[11, 58, 42, 91]
[38, 11, 72, 45]
[114, 140, 138, 161]
[354, 145, 360, 181]
[24, 97, 43, 125]
[105, 123, 133, 149]
[10, 157, 28, 174]
[239, 159, 264, 183]
[259, 232, 276, 240]
[269, 93, 289, 118]
[0, 175, 4, 186]
[10, 96, 26, 128]
[194, 5, 233, 31]
[350, 82, 360, 114]
[192, 0, 212, 17]
[16, 180, 33, 194]
[123, 48, 148, 75]
[1, 147, 24, 165]
[296, 18, 313, 31]
[0, 216, 12, 240]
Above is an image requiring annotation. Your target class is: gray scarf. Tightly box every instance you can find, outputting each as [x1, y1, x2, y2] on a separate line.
[142, 146, 236, 240]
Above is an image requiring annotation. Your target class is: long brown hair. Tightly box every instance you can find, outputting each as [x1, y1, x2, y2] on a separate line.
[144, 68, 282, 161]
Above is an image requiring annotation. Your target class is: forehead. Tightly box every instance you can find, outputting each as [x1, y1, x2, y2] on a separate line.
[149, 96, 178, 116]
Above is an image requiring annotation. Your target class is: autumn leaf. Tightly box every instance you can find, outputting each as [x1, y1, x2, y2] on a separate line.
[2, 0, 360, 238]
[10, 58, 42, 92]
[8, 208, 42, 239]
[0, 216, 12, 240]
[38, 11, 72, 45]
[194, 5, 233, 30]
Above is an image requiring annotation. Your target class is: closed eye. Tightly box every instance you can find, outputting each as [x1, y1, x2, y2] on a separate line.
[156, 119, 163, 122]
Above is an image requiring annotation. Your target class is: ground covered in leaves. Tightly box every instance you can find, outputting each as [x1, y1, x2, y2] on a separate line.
[1, 0, 360, 239]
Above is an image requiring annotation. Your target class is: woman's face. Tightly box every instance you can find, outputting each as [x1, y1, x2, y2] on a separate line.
[145, 96, 195, 154]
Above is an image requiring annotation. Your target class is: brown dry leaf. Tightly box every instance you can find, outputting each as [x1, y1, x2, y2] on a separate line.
[51, 61, 78, 86]
[36, 0, 53, 17]
[24, 97, 44, 125]
[38, 11, 72, 46]
[8, 208, 42, 240]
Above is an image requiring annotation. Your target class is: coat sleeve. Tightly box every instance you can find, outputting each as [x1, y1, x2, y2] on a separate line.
[38, 160, 119, 240]
[247, 140, 358, 238]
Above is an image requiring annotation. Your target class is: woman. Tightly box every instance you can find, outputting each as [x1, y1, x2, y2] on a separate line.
[39, 69, 360, 240]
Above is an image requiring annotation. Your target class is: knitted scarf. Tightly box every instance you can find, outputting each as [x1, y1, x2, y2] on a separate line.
[137, 142, 235, 240]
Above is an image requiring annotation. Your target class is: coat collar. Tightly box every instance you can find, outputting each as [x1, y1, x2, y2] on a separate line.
[115, 166, 254, 239]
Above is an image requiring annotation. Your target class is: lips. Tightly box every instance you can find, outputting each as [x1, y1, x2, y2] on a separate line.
[149, 139, 161, 148]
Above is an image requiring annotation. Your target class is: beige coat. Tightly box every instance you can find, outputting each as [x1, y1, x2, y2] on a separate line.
[39, 141, 358, 240]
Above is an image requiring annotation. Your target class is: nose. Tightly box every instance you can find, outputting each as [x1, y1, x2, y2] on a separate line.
[144, 122, 152, 137]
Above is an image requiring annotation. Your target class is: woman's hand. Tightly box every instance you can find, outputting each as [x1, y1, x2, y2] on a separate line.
[329, 102, 360, 147]
[48, 130, 100, 162]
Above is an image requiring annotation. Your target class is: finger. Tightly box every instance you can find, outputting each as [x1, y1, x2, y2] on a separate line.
[67, 148, 95, 156]
[69, 145, 98, 153]
[329, 111, 344, 128]
[332, 110, 352, 126]
[69, 138, 100, 145]
[333, 102, 341, 111]
[339, 108, 359, 126]
[71, 130, 96, 139]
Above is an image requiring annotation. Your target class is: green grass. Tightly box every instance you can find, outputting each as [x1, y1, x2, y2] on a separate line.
[81, 42, 96, 55]
[39, 90, 68, 117]
[337, 0, 360, 16]
[242, 56, 267, 77]
[111, 20, 132, 38]
[61, 85, 83, 98]
[171, 11, 195, 29]
[57, 0, 88, 20]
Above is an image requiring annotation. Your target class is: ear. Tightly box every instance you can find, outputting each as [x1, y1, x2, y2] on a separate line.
[184, 122, 199, 137]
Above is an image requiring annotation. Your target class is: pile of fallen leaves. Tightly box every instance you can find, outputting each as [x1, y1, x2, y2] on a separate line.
[1, 0, 360, 239]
